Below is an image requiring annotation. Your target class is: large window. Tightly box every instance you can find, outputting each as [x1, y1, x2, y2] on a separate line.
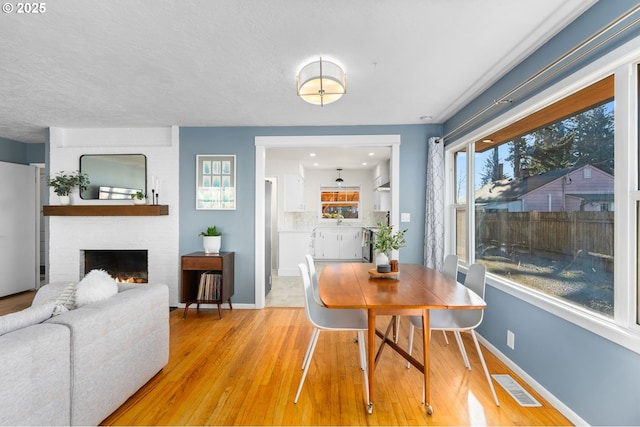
[454, 150, 467, 263]
[450, 75, 616, 318]
[473, 100, 614, 316]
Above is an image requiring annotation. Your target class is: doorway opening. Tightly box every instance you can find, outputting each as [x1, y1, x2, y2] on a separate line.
[254, 134, 401, 308]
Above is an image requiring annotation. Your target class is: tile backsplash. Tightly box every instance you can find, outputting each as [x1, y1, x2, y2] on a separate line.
[281, 211, 388, 230]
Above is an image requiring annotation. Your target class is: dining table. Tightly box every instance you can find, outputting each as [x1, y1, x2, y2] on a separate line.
[318, 262, 486, 415]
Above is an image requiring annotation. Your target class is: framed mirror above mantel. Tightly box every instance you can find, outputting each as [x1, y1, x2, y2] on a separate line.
[79, 154, 147, 200]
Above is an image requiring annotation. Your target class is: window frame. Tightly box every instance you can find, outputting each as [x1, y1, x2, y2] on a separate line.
[445, 36, 640, 354]
[318, 184, 362, 222]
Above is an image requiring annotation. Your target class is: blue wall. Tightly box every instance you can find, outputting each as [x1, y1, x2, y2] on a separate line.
[447, 1, 640, 424]
[478, 288, 640, 424]
[0, 137, 45, 164]
[179, 124, 439, 304]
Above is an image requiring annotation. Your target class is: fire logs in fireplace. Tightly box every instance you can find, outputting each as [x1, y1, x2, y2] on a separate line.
[83, 250, 148, 283]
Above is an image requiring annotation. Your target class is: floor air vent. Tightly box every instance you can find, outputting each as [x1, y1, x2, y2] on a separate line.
[492, 374, 541, 407]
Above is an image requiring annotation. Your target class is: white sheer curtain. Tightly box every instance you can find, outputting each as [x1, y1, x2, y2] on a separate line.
[424, 136, 445, 270]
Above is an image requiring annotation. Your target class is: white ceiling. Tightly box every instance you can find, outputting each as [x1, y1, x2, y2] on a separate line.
[0, 0, 593, 156]
[267, 145, 391, 171]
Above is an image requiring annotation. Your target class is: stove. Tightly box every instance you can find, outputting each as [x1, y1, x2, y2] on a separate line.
[362, 227, 378, 263]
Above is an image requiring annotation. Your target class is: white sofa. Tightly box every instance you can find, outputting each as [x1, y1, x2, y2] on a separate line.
[0, 282, 169, 426]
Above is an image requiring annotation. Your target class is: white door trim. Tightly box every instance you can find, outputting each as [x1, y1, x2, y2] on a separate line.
[254, 134, 401, 308]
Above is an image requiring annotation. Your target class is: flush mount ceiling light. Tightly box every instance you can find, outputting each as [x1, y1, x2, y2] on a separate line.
[335, 168, 344, 183]
[296, 57, 346, 106]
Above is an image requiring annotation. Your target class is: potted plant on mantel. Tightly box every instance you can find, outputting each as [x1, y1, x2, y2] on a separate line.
[46, 171, 90, 205]
[200, 226, 222, 254]
[372, 221, 407, 269]
[130, 190, 146, 205]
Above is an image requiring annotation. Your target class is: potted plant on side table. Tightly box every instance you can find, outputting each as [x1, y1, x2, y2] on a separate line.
[200, 226, 222, 254]
[46, 171, 90, 205]
[372, 221, 407, 272]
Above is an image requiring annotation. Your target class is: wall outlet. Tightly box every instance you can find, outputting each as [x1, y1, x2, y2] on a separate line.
[507, 330, 515, 350]
[401, 212, 411, 222]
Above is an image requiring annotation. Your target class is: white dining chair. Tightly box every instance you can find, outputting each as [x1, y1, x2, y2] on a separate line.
[305, 254, 324, 306]
[401, 254, 459, 351]
[437, 254, 459, 346]
[406, 263, 500, 406]
[441, 254, 459, 280]
[304, 253, 364, 367]
[294, 263, 370, 405]
[300, 254, 326, 371]
[394, 254, 458, 344]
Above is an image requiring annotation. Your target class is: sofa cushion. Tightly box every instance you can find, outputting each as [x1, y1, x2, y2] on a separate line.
[47, 283, 169, 425]
[0, 302, 56, 336]
[31, 282, 73, 306]
[75, 269, 118, 307]
[0, 323, 71, 426]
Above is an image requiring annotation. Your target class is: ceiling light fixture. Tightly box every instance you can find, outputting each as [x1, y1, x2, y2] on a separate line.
[296, 57, 346, 106]
[335, 168, 344, 183]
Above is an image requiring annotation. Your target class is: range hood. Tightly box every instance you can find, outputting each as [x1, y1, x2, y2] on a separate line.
[376, 181, 390, 191]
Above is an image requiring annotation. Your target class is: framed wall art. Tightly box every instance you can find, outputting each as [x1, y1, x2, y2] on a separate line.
[196, 154, 236, 210]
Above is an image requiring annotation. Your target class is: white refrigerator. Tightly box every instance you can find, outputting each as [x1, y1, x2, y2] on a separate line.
[0, 161, 38, 297]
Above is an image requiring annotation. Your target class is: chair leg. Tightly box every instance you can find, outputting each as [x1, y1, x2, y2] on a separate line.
[470, 330, 500, 406]
[357, 330, 370, 404]
[394, 316, 401, 343]
[442, 330, 449, 344]
[295, 329, 321, 403]
[453, 331, 471, 369]
[406, 323, 415, 369]
[357, 331, 366, 371]
[301, 328, 319, 370]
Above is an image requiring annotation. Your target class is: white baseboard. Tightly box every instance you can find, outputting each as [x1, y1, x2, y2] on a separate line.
[477, 334, 589, 426]
[276, 268, 300, 276]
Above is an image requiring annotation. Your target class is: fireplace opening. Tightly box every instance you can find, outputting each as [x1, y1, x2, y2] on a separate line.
[83, 250, 148, 283]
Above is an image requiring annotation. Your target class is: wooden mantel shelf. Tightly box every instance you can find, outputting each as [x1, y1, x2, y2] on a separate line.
[43, 205, 169, 216]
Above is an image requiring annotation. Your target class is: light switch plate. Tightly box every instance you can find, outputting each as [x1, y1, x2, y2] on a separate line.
[401, 213, 410, 222]
[507, 330, 515, 350]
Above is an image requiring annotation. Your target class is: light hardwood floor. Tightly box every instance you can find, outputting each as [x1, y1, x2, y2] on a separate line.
[0, 290, 36, 315]
[0, 291, 572, 426]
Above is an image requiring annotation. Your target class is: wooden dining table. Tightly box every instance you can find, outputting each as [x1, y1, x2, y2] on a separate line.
[318, 262, 486, 415]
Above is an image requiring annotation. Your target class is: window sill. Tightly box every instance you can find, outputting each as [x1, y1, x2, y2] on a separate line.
[479, 269, 640, 355]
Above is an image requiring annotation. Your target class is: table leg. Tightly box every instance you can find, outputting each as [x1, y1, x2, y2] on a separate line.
[422, 309, 433, 415]
[367, 309, 376, 414]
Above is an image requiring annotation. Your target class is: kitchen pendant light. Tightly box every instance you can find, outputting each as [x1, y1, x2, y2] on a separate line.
[335, 168, 344, 183]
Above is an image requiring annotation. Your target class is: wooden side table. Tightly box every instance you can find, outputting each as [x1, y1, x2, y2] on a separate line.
[180, 251, 234, 319]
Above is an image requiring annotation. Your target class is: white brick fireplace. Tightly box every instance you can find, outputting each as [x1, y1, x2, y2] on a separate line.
[47, 127, 180, 305]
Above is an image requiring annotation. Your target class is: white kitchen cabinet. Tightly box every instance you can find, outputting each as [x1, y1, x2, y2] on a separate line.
[284, 174, 305, 212]
[277, 231, 313, 276]
[314, 227, 363, 260]
[342, 228, 363, 259]
[373, 189, 391, 212]
[372, 159, 390, 189]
